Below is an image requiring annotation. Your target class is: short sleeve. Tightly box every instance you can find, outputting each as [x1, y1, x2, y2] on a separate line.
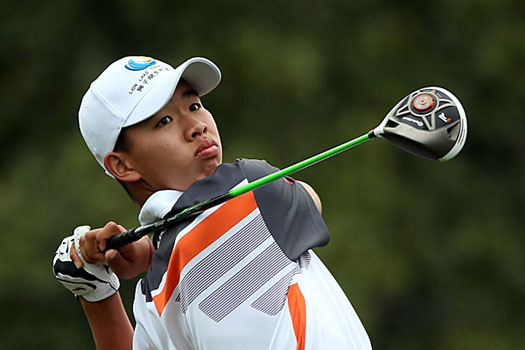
[238, 159, 330, 261]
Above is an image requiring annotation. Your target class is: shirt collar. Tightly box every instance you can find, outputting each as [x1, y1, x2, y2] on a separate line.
[138, 190, 184, 225]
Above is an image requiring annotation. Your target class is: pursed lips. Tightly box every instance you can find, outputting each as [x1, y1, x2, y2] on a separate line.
[195, 140, 219, 158]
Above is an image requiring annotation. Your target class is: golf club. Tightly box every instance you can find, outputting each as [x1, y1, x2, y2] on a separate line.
[106, 86, 467, 250]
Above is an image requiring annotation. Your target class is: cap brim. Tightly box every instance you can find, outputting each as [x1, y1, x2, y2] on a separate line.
[124, 57, 221, 128]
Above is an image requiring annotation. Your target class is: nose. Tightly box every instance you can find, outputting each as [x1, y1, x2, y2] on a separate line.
[183, 116, 208, 141]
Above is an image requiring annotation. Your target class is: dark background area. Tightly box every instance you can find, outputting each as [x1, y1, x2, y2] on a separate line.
[1, 1, 523, 349]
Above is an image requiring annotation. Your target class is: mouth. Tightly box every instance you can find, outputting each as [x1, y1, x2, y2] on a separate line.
[195, 140, 219, 159]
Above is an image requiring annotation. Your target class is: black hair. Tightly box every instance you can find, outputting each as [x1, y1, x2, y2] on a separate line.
[114, 128, 132, 153]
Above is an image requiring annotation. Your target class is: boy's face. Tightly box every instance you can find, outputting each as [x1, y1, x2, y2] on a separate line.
[121, 80, 222, 192]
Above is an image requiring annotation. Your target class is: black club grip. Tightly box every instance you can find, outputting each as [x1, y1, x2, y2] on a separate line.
[105, 228, 141, 250]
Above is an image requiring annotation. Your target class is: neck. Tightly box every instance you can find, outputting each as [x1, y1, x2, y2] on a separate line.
[122, 182, 154, 209]
[134, 191, 151, 209]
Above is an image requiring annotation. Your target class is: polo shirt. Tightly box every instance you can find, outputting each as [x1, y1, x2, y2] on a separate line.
[132, 159, 371, 349]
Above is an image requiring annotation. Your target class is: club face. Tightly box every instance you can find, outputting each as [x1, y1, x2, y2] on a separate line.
[372, 87, 467, 161]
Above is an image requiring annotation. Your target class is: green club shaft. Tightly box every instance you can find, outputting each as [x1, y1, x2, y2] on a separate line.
[106, 132, 372, 249]
[229, 133, 371, 197]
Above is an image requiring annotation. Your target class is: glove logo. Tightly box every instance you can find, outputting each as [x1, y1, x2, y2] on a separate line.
[125, 57, 157, 71]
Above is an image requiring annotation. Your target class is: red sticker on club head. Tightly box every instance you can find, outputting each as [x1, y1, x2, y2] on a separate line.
[412, 93, 435, 111]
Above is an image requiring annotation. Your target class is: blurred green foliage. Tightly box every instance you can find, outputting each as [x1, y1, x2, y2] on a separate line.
[1, 0, 523, 349]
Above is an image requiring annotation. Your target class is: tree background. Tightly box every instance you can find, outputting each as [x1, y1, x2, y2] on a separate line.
[1, 1, 523, 349]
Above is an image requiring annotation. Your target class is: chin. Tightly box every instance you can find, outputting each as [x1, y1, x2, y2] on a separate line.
[203, 159, 221, 176]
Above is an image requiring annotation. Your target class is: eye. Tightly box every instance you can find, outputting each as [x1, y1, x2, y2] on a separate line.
[189, 103, 201, 112]
[156, 116, 172, 127]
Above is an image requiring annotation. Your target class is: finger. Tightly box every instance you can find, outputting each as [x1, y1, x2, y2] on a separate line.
[104, 249, 133, 279]
[70, 244, 83, 269]
[96, 222, 126, 251]
[80, 232, 105, 264]
[105, 249, 123, 267]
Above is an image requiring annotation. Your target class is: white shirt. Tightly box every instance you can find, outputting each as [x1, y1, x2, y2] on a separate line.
[132, 188, 371, 350]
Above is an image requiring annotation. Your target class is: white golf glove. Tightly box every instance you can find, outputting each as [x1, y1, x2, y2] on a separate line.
[52, 225, 120, 302]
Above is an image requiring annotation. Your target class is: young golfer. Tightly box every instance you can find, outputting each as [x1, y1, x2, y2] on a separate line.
[53, 56, 372, 349]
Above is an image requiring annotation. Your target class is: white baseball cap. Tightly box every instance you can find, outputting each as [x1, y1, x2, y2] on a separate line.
[79, 56, 222, 177]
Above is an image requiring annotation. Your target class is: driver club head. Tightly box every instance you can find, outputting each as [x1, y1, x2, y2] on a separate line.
[372, 87, 467, 161]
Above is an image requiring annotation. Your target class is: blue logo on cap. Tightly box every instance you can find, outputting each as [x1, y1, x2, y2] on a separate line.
[125, 57, 157, 71]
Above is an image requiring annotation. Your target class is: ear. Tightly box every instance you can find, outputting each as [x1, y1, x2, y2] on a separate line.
[103, 151, 141, 183]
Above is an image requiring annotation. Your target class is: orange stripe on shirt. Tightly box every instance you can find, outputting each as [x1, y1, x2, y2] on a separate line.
[153, 192, 257, 315]
[288, 283, 306, 350]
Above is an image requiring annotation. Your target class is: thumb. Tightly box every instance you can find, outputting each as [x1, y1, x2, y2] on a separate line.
[105, 249, 131, 277]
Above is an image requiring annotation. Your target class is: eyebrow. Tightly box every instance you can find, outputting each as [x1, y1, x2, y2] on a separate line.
[182, 88, 199, 98]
